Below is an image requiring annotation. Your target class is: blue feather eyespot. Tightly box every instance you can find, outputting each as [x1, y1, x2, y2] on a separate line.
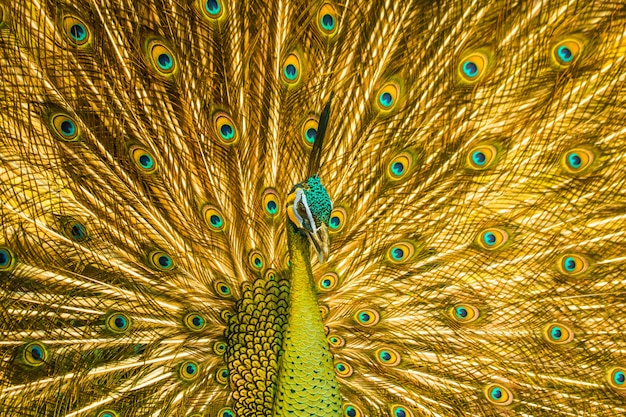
[608, 367, 626, 390]
[335, 361, 353, 377]
[561, 147, 595, 174]
[184, 313, 206, 331]
[281, 53, 303, 86]
[262, 189, 280, 216]
[375, 347, 401, 366]
[543, 323, 574, 345]
[23, 341, 48, 366]
[105, 312, 132, 334]
[130, 145, 158, 174]
[327, 334, 345, 348]
[216, 367, 229, 384]
[212, 111, 239, 145]
[96, 410, 119, 417]
[0, 247, 16, 272]
[214, 281, 232, 297]
[301, 116, 319, 147]
[204, 0, 223, 18]
[343, 403, 364, 417]
[49, 112, 81, 141]
[376, 81, 401, 112]
[450, 304, 480, 324]
[202, 204, 226, 231]
[61, 218, 89, 242]
[387, 152, 413, 180]
[467, 145, 497, 170]
[355, 308, 380, 327]
[476, 228, 509, 250]
[390, 405, 414, 417]
[484, 384, 513, 406]
[317, 3, 339, 37]
[248, 250, 265, 270]
[179, 360, 200, 381]
[557, 254, 589, 276]
[213, 341, 227, 355]
[61, 15, 91, 47]
[328, 208, 346, 233]
[458, 51, 489, 83]
[218, 408, 234, 417]
[145, 39, 177, 76]
[149, 250, 175, 271]
[386, 241, 415, 264]
[552, 39, 583, 67]
[318, 272, 338, 291]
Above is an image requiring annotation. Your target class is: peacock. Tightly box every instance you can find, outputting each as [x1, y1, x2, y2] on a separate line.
[1, 0, 625, 416]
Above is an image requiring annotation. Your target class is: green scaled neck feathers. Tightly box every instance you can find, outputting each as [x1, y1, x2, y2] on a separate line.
[273, 176, 341, 416]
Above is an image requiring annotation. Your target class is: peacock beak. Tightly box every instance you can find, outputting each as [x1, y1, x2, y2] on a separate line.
[304, 222, 329, 264]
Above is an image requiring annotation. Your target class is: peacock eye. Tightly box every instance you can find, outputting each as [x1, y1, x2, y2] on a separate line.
[328, 208, 346, 233]
[262, 189, 280, 216]
[375, 347, 401, 366]
[213, 112, 239, 145]
[179, 360, 200, 381]
[218, 408, 235, 417]
[387, 241, 415, 263]
[562, 147, 595, 174]
[214, 281, 232, 297]
[248, 250, 265, 270]
[130, 146, 157, 173]
[327, 334, 345, 348]
[202, 205, 226, 231]
[458, 51, 489, 83]
[0, 247, 15, 271]
[355, 308, 380, 326]
[216, 367, 229, 384]
[149, 251, 175, 271]
[387, 152, 414, 180]
[96, 410, 119, 417]
[484, 384, 513, 406]
[557, 254, 589, 275]
[62, 15, 91, 47]
[213, 341, 227, 355]
[552, 39, 583, 66]
[145, 40, 178, 76]
[318, 272, 338, 291]
[50, 113, 81, 141]
[343, 403, 364, 417]
[317, 3, 339, 37]
[467, 145, 497, 170]
[543, 323, 574, 344]
[450, 304, 480, 323]
[376, 81, 400, 112]
[105, 312, 132, 334]
[390, 405, 414, 417]
[23, 341, 48, 366]
[608, 367, 626, 389]
[334, 361, 353, 377]
[184, 313, 206, 331]
[281, 53, 303, 86]
[476, 228, 509, 250]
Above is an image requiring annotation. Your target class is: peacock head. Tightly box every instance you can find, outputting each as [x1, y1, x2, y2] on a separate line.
[286, 175, 333, 263]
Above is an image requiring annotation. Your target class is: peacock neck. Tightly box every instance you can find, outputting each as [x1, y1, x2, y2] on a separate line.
[271, 221, 342, 417]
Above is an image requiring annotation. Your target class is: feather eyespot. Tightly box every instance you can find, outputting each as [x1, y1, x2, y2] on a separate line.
[543, 323, 574, 344]
[218, 408, 234, 417]
[130, 146, 157, 174]
[214, 281, 232, 297]
[61, 15, 91, 47]
[335, 361, 353, 377]
[458, 51, 489, 83]
[145, 39, 178, 76]
[387, 152, 413, 180]
[450, 304, 480, 323]
[105, 312, 132, 334]
[557, 254, 589, 276]
[467, 145, 497, 170]
[61, 219, 89, 242]
[608, 367, 626, 390]
[216, 367, 229, 384]
[201, 0, 224, 19]
[552, 39, 583, 67]
[301, 115, 319, 147]
[213, 341, 227, 355]
[376, 81, 400, 112]
[262, 189, 280, 216]
[248, 250, 265, 270]
[386, 241, 415, 263]
[484, 384, 513, 406]
[376, 348, 401, 366]
[213, 112, 238, 145]
[477, 228, 509, 250]
[318, 272, 338, 291]
[97, 411, 119, 417]
[281, 53, 303, 86]
[49, 112, 81, 141]
[355, 308, 380, 326]
[0, 247, 17, 272]
[23, 342, 48, 366]
[562, 147, 595, 174]
[202, 205, 226, 231]
[179, 360, 200, 381]
[327, 334, 345, 348]
[149, 251, 175, 271]
[328, 208, 346, 233]
[184, 313, 206, 331]
[343, 404, 364, 417]
[390, 405, 414, 417]
[317, 3, 339, 37]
